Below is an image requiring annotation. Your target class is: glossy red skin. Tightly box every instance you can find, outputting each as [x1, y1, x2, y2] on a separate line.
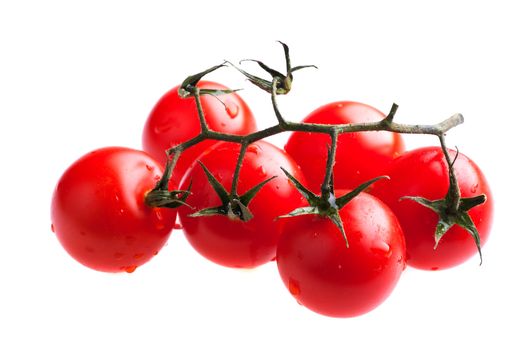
[142, 81, 257, 188]
[51, 147, 177, 273]
[179, 141, 306, 268]
[370, 147, 493, 270]
[285, 101, 405, 192]
[276, 192, 406, 318]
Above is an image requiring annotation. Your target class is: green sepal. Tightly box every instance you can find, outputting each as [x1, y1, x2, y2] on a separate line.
[226, 41, 317, 95]
[239, 59, 285, 80]
[277, 206, 321, 219]
[239, 176, 278, 206]
[190, 161, 275, 222]
[197, 88, 241, 97]
[459, 194, 487, 212]
[189, 206, 226, 218]
[336, 175, 389, 208]
[145, 181, 193, 209]
[401, 194, 485, 265]
[280, 167, 318, 205]
[455, 212, 483, 265]
[328, 210, 349, 248]
[198, 161, 230, 203]
[179, 64, 226, 98]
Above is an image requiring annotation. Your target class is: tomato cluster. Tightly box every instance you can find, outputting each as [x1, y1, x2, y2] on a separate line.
[51, 53, 493, 318]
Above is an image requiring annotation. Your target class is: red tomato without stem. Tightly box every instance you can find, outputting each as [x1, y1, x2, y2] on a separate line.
[178, 140, 306, 268]
[285, 101, 405, 192]
[142, 81, 257, 188]
[51, 147, 177, 273]
[276, 191, 406, 318]
[370, 147, 493, 270]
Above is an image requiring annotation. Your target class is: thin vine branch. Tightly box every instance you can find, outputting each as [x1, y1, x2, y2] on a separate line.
[147, 62, 464, 211]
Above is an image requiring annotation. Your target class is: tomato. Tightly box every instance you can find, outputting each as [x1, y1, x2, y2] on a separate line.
[51, 147, 177, 273]
[370, 147, 493, 270]
[285, 101, 405, 192]
[142, 80, 257, 188]
[178, 140, 306, 268]
[276, 191, 406, 318]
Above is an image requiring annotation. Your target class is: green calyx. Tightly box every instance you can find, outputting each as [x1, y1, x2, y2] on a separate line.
[227, 41, 317, 95]
[279, 167, 389, 247]
[400, 140, 487, 265]
[401, 194, 487, 265]
[178, 64, 241, 99]
[189, 161, 276, 222]
[145, 182, 192, 209]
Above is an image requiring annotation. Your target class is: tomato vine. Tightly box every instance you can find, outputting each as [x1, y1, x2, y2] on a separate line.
[144, 42, 486, 262]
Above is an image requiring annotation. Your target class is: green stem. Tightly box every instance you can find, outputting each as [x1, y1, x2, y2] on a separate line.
[271, 77, 287, 125]
[151, 64, 465, 211]
[230, 142, 249, 197]
[438, 134, 461, 211]
[322, 130, 338, 199]
[194, 88, 209, 133]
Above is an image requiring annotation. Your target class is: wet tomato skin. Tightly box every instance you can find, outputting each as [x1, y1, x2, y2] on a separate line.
[51, 147, 177, 273]
[370, 146, 493, 270]
[142, 81, 257, 188]
[276, 192, 406, 318]
[179, 141, 306, 268]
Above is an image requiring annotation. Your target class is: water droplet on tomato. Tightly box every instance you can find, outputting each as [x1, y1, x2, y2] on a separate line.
[153, 209, 165, 230]
[470, 183, 479, 193]
[288, 277, 301, 296]
[270, 256, 276, 262]
[337, 264, 343, 270]
[257, 165, 267, 176]
[371, 240, 391, 257]
[146, 164, 153, 171]
[154, 122, 172, 134]
[337, 103, 344, 108]
[431, 267, 439, 271]
[133, 253, 144, 260]
[125, 265, 137, 273]
[247, 144, 261, 155]
[51, 223, 55, 233]
[153, 251, 159, 256]
[173, 222, 183, 230]
[154, 175, 161, 181]
[225, 101, 239, 118]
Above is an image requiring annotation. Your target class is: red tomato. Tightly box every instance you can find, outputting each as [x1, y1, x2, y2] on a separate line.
[276, 192, 406, 318]
[285, 101, 405, 191]
[51, 147, 177, 273]
[178, 140, 306, 268]
[370, 147, 493, 270]
[142, 81, 257, 188]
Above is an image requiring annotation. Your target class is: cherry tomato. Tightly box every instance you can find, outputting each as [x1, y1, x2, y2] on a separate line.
[370, 147, 493, 270]
[276, 191, 406, 318]
[51, 147, 177, 273]
[142, 81, 257, 188]
[285, 101, 405, 191]
[178, 140, 306, 268]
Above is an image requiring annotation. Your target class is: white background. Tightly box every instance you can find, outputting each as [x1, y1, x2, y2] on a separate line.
[1, 1, 523, 349]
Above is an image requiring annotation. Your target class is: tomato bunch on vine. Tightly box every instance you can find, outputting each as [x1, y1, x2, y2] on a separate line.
[51, 42, 493, 318]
